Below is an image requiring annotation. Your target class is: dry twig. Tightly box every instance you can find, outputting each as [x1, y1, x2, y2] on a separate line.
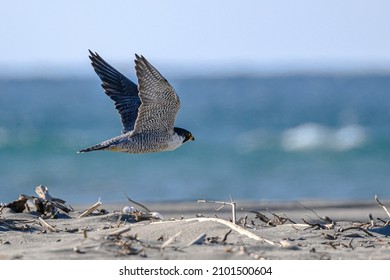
[251, 211, 276, 227]
[185, 217, 279, 246]
[107, 226, 131, 237]
[197, 199, 237, 223]
[38, 217, 59, 232]
[268, 210, 296, 225]
[221, 229, 232, 243]
[338, 226, 374, 237]
[375, 195, 390, 218]
[161, 231, 181, 249]
[78, 199, 102, 218]
[125, 194, 151, 213]
[301, 218, 334, 230]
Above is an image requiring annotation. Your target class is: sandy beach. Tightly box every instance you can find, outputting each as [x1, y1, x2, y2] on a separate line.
[1, 194, 390, 260]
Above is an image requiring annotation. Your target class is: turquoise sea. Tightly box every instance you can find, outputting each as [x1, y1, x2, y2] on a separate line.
[1, 74, 390, 203]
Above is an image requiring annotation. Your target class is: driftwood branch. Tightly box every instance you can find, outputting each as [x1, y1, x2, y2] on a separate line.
[35, 185, 73, 214]
[161, 231, 182, 249]
[197, 199, 237, 223]
[184, 217, 279, 246]
[375, 195, 390, 218]
[38, 217, 59, 232]
[2, 186, 72, 217]
[2, 196, 28, 213]
[268, 210, 296, 225]
[107, 226, 131, 237]
[78, 199, 102, 218]
[339, 226, 374, 237]
[125, 194, 151, 213]
[251, 211, 276, 227]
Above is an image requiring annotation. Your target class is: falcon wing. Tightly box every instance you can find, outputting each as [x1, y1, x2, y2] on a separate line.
[89, 50, 141, 133]
[133, 54, 180, 134]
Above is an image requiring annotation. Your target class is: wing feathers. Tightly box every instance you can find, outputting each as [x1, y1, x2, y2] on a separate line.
[89, 50, 141, 133]
[133, 55, 180, 134]
[88, 51, 180, 135]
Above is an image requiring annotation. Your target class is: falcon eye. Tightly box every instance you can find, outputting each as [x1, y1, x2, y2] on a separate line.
[186, 132, 191, 138]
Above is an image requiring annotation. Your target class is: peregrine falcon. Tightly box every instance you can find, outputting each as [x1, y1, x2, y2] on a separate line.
[78, 50, 194, 154]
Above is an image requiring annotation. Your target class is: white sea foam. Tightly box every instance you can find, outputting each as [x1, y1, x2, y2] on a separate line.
[281, 123, 367, 152]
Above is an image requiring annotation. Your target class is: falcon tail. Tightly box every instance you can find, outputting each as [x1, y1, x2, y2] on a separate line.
[77, 143, 110, 153]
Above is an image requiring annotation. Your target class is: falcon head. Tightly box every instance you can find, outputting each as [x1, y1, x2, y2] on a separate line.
[174, 127, 195, 143]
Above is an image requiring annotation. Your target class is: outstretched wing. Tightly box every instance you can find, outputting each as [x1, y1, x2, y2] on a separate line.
[89, 50, 141, 133]
[133, 54, 180, 134]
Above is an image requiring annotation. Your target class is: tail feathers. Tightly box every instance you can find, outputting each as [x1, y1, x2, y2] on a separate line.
[77, 143, 110, 153]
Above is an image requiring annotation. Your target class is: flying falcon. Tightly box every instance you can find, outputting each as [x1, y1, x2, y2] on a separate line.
[78, 50, 194, 154]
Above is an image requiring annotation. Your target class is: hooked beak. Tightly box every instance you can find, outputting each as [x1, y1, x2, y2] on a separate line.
[184, 135, 195, 143]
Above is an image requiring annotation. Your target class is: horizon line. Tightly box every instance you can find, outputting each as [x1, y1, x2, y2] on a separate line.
[0, 60, 390, 79]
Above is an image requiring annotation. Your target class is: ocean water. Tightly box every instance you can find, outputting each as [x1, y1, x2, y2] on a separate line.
[0, 74, 390, 204]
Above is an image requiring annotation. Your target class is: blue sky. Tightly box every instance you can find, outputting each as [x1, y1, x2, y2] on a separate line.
[1, 0, 390, 75]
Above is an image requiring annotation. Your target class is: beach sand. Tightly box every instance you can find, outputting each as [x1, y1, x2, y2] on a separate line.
[1, 198, 390, 260]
